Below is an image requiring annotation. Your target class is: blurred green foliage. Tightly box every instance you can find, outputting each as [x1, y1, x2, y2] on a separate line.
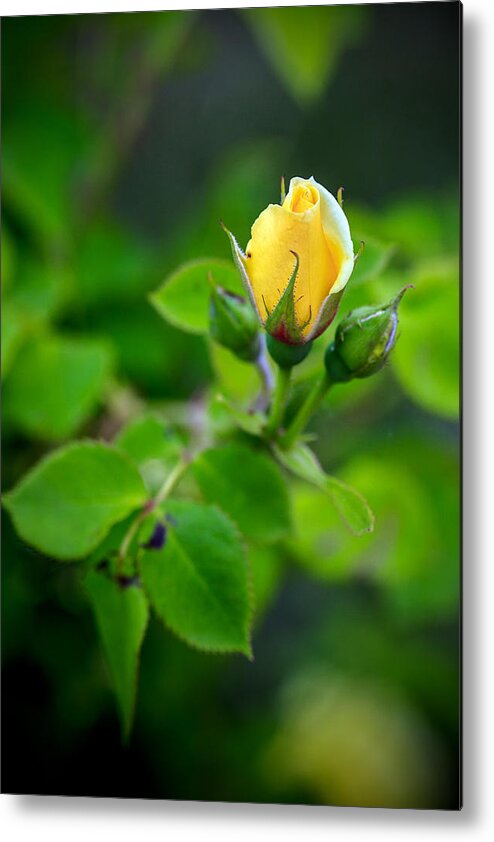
[2, 5, 460, 808]
[243, 6, 368, 105]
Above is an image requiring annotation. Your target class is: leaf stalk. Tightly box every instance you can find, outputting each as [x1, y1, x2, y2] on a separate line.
[281, 375, 332, 449]
[118, 459, 188, 562]
[265, 365, 292, 437]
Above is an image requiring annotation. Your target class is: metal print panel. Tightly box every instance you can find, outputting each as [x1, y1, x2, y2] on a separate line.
[1, 1, 461, 809]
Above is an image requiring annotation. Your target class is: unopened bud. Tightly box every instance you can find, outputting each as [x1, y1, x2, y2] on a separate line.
[324, 286, 412, 382]
[209, 279, 261, 362]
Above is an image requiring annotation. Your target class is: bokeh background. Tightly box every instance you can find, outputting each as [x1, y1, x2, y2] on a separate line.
[2, 3, 460, 807]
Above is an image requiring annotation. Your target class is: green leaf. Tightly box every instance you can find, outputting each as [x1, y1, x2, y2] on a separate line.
[85, 570, 149, 739]
[243, 6, 367, 105]
[150, 258, 243, 335]
[350, 235, 395, 287]
[2, 99, 90, 246]
[9, 257, 69, 323]
[1, 225, 16, 293]
[191, 443, 291, 543]
[140, 500, 252, 655]
[1, 300, 30, 378]
[248, 544, 283, 618]
[75, 219, 155, 307]
[84, 515, 136, 571]
[87, 300, 212, 399]
[274, 442, 374, 536]
[347, 197, 459, 261]
[115, 414, 183, 495]
[212, 394, 265, 436]
[3, 334, 114, 440]
[291, 483, 358, 580]
[297, 448, 458, 624]
[380, 198, 458, 259]
[3, 441, 147, 560]
[391, 261, 459, 419]
[1, 256, 71, 381]
[133, 10, 195, 76]
[323, 475, 375, 537]
[209, 339, 260, 403]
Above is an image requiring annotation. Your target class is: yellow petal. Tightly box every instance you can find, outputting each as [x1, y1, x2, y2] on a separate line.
[308, 177, 355, 296]
[245, 177, 353, 336]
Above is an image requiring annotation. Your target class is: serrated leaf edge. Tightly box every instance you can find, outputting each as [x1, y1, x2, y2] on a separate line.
[2, 439, 148, 561]
[140, 502, 253, 659]
[84, 569, 150, 741]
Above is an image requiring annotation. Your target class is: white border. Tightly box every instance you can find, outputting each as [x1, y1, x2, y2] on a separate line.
[1, 0, 401, 15]
[3, 0, 494, 839]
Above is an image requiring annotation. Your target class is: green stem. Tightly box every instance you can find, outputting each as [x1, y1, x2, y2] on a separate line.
[281, 375, 332, 450]
[118, 458, 188, 562]
[253, 342, 275, 412]
[154, 459, 188, 507]
[118, 507, 150, 565]
[265, 366, 292, 437]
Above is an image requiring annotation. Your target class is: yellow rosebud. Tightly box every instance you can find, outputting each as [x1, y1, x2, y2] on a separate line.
[223, 176, 355, 345]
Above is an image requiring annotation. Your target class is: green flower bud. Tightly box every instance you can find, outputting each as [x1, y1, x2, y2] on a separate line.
[209, 281, 261, 362]
[266, 334, 313, 369]
[324, 286, 412, 382]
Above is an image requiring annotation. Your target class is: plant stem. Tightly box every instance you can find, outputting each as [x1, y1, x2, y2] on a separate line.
[253, 339, 275, 412]
[118, 507, 151, 565]
[154, 459, 188, 507]
[281, 375, 332, 450]
[118, 458, 188, 562]
[265, 366, 292, 437]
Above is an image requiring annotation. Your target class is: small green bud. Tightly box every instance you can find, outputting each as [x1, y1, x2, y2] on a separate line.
[323, 341, 353, 383]
[209, 281, 261, 362]
[266, 334, 313, 369]
[324, 286, 412, 382]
